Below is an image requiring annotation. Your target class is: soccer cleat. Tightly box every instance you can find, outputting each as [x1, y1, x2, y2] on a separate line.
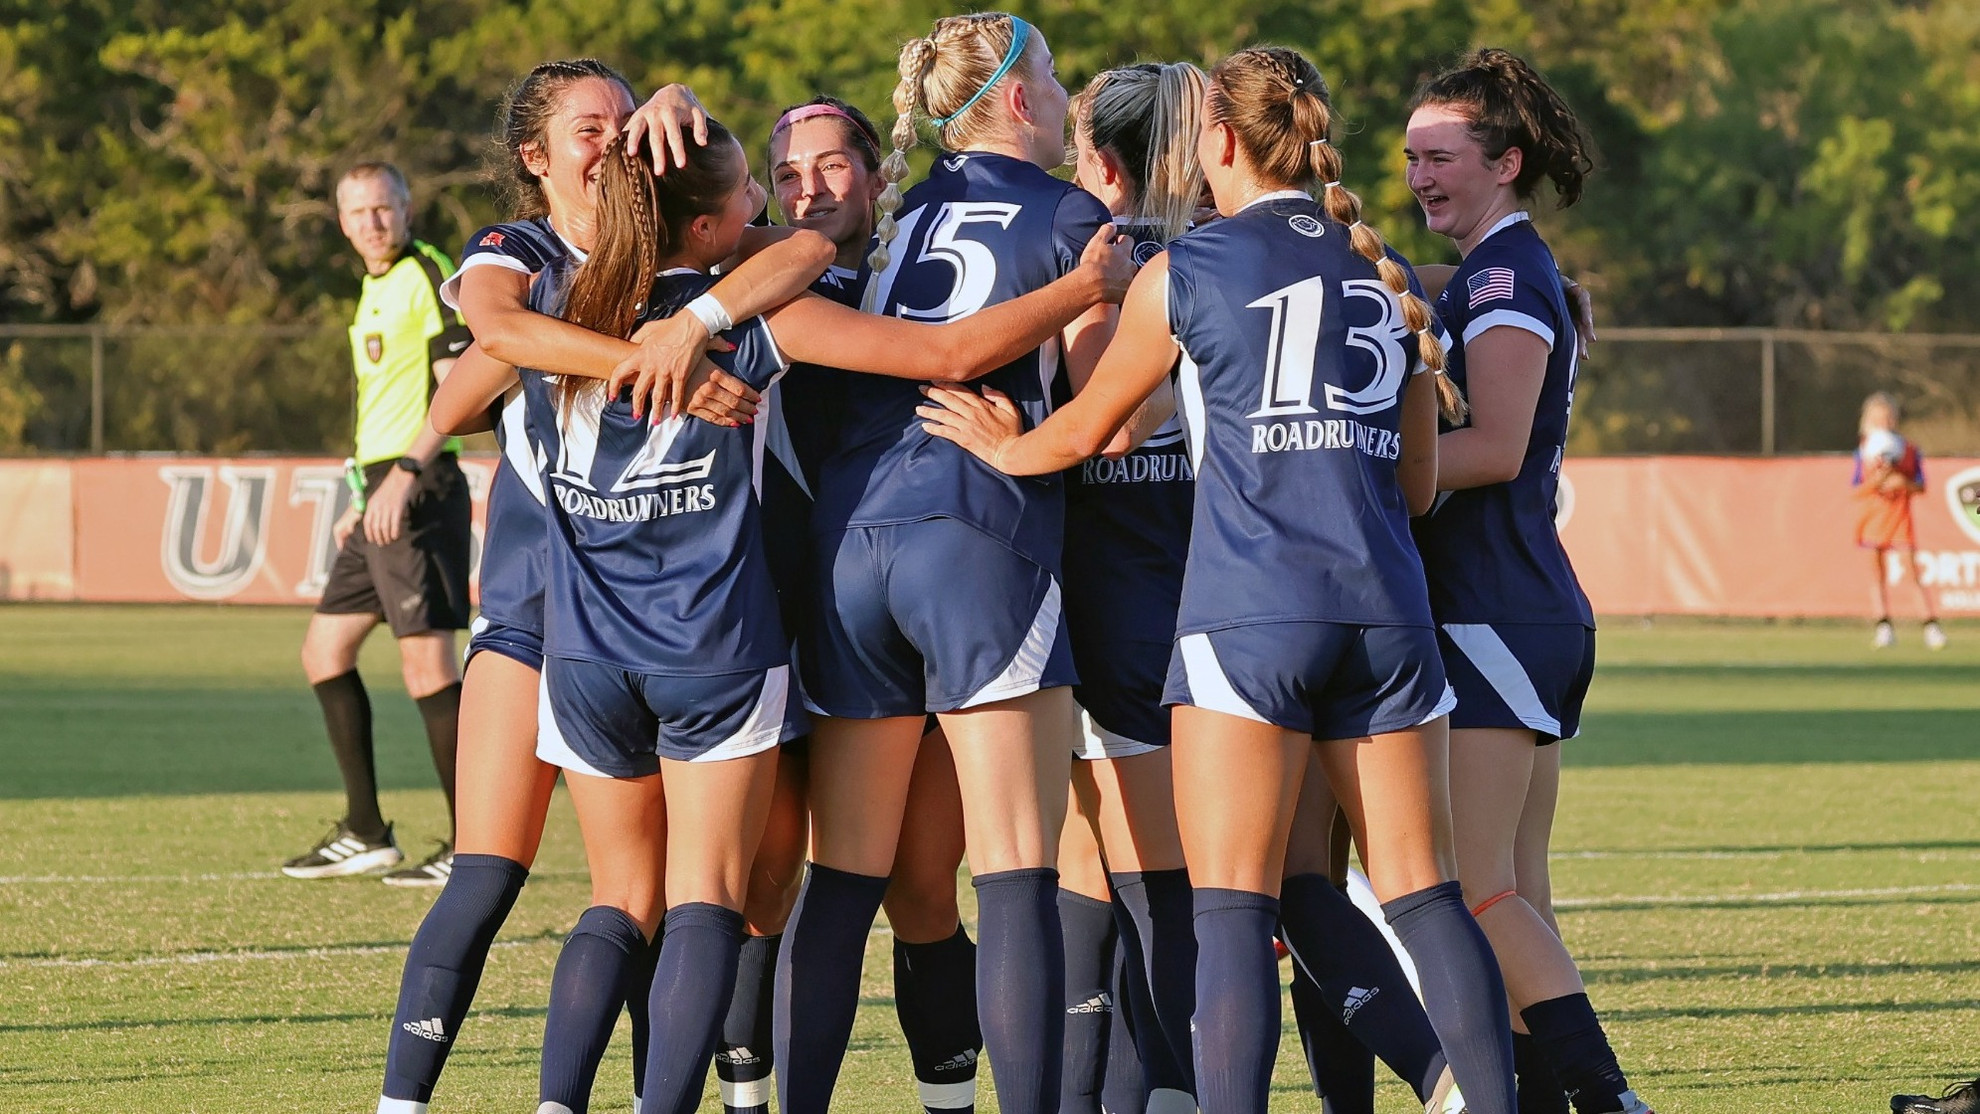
[1893, 1078, 1980, 1114]
[281, 821, 402, 879]
[1618, 1090, 1656, 1114]
[1873, 619, 1896, 648]
[1925, 621, 1949, 651]
[382, 842, 454, 888]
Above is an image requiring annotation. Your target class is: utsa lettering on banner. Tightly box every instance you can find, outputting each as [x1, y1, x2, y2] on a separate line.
[159, 465, 275, 600]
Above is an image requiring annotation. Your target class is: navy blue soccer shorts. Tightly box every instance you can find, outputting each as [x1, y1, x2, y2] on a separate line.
[1436, 622, 1595, 744]
[537, 657, 803, 778]
[1162, 621, 1455, 740]
[1072, 636, 1171, 759]
[464, 614, 544, 672]
[801, 518, 1078, 720]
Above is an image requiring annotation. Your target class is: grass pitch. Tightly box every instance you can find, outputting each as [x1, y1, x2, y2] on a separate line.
[1, 605, 1976, 1111]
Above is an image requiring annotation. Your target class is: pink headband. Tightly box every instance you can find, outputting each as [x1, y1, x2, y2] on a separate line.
[772, 103, 855, 135]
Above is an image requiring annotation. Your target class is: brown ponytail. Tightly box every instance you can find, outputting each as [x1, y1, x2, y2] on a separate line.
[1208, 47, 1467, 423]
[1409, 48, 1592, 208]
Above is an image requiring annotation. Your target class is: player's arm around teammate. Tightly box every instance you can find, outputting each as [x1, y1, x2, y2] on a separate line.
[922, 46, 1526, 1114]
[772, 16, 1130, 1114]
[1403, 49, 1654, 1114]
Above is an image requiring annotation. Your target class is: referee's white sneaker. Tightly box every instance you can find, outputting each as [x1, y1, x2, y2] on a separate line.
[281, 821, 404, 879]
[382, 842, 454, 888]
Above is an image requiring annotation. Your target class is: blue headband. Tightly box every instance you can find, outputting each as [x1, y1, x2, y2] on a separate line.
[931, 18, 1033, 129]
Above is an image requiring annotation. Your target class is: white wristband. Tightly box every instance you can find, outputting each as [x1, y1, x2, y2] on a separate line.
[684, 293, 733, 336]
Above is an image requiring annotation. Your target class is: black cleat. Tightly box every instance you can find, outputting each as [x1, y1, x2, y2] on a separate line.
[1893, 1079, 1980, 1114]
[281, 821, 403, 878]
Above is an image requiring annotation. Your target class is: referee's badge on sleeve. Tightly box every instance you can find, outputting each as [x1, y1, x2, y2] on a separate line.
[365, 333, 383, 363]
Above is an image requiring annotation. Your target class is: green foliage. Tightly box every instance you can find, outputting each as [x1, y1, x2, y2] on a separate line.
[0, 0, 1975, 451]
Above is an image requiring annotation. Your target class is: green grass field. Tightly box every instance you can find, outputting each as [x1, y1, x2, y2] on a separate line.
[2, 605, 1976, 1112]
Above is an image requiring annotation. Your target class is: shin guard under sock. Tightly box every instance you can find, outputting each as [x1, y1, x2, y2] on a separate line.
[1288, 949, 1375, 1114]
[895, 925, 982, 1112]
[1190, 888, 1281, 1114]
[1110, 867, 1197, 1091]
[1382, 882, 1516, 1114]
[774, 865, 889, 1114]
[1280, 873, 1448, 1102]
[380, 854, 528, 1106]
[972, 868, 1063, 1114]
[1060, 890, 1119, 1114]
[541, 906, 647, 1113]
[641, 903, 745, 1114]
[717, 932, 780, 1114]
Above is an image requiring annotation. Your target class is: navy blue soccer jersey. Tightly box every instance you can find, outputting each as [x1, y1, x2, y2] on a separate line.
[526, 268, 792, 675]
[1412, 212, 1594, 628]
[1166, 192, 1436, 634]
[814, 151, 1111, 569]
[764, 263, 866, 499]
[446, 218, 583, 635]
[1063, 218, 1193, 648]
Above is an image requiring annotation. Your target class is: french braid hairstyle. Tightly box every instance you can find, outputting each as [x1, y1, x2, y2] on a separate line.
[1075, 62, 1207, 242]
[868, 12, 1041, 285]
[495, 58, 637, 220]
[771, 95, 885, 173]
[1408, 48, 1592, 208]
[1208, 46, 1467, 423]
[553, 120, 743, 415]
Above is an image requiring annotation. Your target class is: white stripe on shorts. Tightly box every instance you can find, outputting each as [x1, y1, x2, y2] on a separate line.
[533, 669, 612, 778]
[1176, 633, 1271, 724]
[1073, 706, 1162, 760]
[1440, 623, 1561, 737]
[694, 665, 790, 763]
[959, 579, 1063, 709]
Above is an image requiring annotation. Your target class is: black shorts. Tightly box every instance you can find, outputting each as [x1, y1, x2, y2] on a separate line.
[317, 455, 473, 636]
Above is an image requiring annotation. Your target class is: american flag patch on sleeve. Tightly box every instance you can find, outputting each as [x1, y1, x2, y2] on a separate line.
[1466, 267, 1517, 307]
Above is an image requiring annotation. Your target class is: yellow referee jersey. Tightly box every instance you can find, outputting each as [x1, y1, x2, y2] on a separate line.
[349, 240, 473, 465]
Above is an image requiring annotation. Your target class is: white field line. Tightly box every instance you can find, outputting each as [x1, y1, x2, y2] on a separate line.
[1554, 848, 1980, 861]
[1555, 881, 1980, 910]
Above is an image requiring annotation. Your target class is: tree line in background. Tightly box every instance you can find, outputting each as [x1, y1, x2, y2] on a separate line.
[1, 0, 1976, 453]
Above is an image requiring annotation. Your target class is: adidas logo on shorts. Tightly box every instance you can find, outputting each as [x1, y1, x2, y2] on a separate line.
[402, 1016, 449, 1043]
[1341, 985, 1380, 1024]
[1067, 992, 1114, 1015]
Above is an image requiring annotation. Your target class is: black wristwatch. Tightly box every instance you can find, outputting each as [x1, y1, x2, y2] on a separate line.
[394, 456, 423, 477]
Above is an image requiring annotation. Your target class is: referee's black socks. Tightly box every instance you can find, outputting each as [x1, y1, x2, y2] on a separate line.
[313, 670, 385, 842]
[413, 682, 462, 827]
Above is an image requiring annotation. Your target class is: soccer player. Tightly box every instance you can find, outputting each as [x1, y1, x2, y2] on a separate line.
[372, 65, 829, 1114]
[917, 45, 1522, 1114]
[284, 161, 473, 886]
[705, 96, 986, 1114]
[774, 15, 1121, 1114]
[1404, 48, 1654, 1114]
[1057, 61, 1206, 1114]
[1854, 392, 1945, 649]
[523, 120, 1128, 1114]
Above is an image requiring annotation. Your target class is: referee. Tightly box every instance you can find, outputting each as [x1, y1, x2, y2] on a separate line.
[283, 162, 473, 887]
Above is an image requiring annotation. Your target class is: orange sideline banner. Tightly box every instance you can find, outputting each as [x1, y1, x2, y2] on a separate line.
[4, 455, 1979, 616]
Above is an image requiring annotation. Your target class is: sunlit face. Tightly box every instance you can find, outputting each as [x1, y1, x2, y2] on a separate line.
[1863, 400, 1898, 432]
[1404, 103, 1518, 246]
[769, 116, 882, 253]
[527, 76, 637, 222]
[1071, 119, 1132, 216]
[697, 140, 767, 265]
[1022, 40, 1071, 170]
[336, 174, 410, 274]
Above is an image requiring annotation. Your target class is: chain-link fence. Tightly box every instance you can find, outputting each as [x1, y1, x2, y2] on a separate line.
[6, 323, 1980, 456]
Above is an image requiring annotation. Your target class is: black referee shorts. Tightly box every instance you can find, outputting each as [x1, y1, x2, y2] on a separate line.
[317, 454, 473, 637]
